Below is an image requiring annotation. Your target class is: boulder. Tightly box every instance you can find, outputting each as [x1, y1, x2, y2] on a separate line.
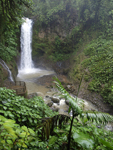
[45, 95, 50, 98]
[50, 106, 59, 112]
[66, 84, 75, 92]
[65, 100, 70, 105]
[47, 101, 53, 107]
[28, 93, 38, 99]
[51, 97, 60, 103]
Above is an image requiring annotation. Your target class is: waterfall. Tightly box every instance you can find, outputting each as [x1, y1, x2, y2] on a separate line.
[20, 18, 34, 72]
[0, 59, 14, 82]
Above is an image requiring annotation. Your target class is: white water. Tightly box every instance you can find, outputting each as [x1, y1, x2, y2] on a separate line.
[20, 18, 34, 73]
[0, 59, 14, 82]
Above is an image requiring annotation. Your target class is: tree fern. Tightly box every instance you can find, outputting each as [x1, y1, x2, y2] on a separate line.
[53, 76, 113, 150]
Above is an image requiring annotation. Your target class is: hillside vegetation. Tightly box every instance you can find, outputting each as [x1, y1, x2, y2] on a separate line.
[27, 0, 113, 106]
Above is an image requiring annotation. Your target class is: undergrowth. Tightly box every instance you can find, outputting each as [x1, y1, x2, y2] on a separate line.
[0, 84, 113, 150]
[81, 38, 113, 105]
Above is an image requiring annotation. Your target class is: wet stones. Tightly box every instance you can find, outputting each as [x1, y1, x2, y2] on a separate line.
[50, 106, 59, 112]
[47, 101, 53, 107]
[51, 97, 60, 103]
[65, 100, 70, 105]
[46, 96, 60, 112]
[46, 96, 61, 112]
[45, 93, 70, 113]
[65, 84, 75, 92]
[28, 93, 38, 99]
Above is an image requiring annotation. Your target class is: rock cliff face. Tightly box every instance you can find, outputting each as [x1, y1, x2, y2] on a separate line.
[37, 17, 78, 41]
[33, 8, 78, 41]
[31, 7, 78, 59]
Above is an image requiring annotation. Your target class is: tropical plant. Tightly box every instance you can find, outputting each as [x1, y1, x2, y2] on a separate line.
[0, 81, 113, 149]
[0, 87, 58, 128]
[53, 77, 113, 150]
[0, 115, 38, 150]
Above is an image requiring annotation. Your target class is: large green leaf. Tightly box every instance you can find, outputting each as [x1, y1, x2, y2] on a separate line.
[99, 137, 113, 150]
[48, 136, 58, 146]
[73, 131, 94, 149]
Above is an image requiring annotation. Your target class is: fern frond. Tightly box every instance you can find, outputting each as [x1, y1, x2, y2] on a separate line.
[81, 111, 113, 124]
[53, 77, 83, 115]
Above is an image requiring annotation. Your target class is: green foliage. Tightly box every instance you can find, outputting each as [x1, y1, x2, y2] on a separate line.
[81, 38, 113, 105]
[32, 0, 76, 25]
[49, 52, 70, 62]
[54, 77, 83, 115]
[47, 36, 72, 61]
[72, 121, 113, 150]
[0, 81, 113, 150]
[0, 87, 58, 128]
[32, 37, 52, 57]
[0, 115, 38, 150]
[76, 0, 113, 25]
[37, 114, 70, 140]
[0, 30, 18, 62]
[73, 130, 94, 149]
[0, 0, 32, 23]
[84, 75, 90, 82]
[54, 77, 113, 150]
[54, 36, 72, 53]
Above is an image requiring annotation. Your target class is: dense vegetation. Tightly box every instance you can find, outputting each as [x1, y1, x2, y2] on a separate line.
[0, 80, 113, 150]
[0, 0, 113, 149]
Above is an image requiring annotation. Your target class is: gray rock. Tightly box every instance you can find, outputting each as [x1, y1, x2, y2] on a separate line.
[50, 107, 59, 112]
[51, 97, 60, 103]
[47, 101, 53, 107]
[28, 93, 38, 99]
[45, 95, 50, 98]
[65, 100, 70, 105]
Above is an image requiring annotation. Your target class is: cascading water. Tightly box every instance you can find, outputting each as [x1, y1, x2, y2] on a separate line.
[0, 59, 14, 82]
[18, 17, 54, 79]
[20, 18, 34, 73]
